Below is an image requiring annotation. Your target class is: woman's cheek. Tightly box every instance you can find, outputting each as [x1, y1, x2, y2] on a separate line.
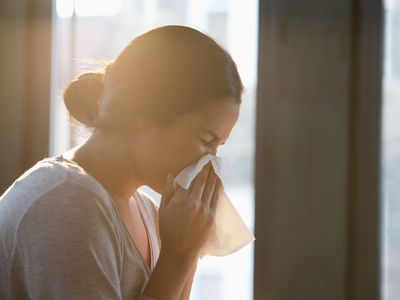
[170, 145, 205, 175]
[193, 142, 210, 158]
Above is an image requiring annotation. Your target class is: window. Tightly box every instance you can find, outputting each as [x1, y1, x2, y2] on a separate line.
[50, 1, 258, 299]
[382, 0, 400, 299]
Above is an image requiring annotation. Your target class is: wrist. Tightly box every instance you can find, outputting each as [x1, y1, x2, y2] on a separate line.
[143, 250, 197, 300]
[158, 248, 197, 269]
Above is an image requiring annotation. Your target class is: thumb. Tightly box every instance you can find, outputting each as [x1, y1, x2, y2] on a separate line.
[160, 173, 175, 210]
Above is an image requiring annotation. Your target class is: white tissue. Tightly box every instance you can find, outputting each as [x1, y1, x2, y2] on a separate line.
[173, 154, 255, 257]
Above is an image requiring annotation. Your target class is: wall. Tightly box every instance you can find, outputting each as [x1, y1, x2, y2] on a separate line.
[0, 0, 51, 193]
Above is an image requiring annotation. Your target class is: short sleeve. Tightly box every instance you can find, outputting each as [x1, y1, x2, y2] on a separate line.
[13, 183, 123, 300]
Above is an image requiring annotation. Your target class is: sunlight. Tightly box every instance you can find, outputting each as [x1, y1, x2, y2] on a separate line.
[56, 0, 74, 18]
[56, 0, 122, 18]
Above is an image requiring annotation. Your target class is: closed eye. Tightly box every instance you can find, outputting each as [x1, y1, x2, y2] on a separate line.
[201, 140, 212, 147]
[201, 129, 226, 147]
[201, 139, 225, 147]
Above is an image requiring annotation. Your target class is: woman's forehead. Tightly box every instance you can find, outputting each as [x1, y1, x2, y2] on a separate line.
[200, 101, 240, 125]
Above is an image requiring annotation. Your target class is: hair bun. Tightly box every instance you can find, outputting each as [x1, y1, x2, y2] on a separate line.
[63, 72, 104, 128]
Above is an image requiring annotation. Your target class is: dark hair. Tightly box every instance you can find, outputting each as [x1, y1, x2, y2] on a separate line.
[63, 25, 243, 131]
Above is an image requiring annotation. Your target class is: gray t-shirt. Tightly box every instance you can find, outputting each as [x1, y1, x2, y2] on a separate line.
[0, 154, 160, 300]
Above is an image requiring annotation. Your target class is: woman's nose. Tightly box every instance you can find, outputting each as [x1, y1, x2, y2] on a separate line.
[210, 147, 217, 156]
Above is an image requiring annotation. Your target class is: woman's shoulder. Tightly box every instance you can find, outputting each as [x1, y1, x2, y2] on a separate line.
[19, 180, 117, 229]
[15, 154, 111, 194]
[0, 155, 119, 234]
[1, 154, 106, 199]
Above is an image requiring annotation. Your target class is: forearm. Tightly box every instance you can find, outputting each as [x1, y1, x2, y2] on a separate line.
[179, 262, 197, 300]
[142, 251, 196, 300]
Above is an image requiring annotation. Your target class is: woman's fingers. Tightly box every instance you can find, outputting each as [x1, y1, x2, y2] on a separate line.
[188, 161, 212, 201]
[158, 163, 223, 261]
[173, 183, 189, 202]
[202, 167, 217, 207]
[209, 178, 221, 213]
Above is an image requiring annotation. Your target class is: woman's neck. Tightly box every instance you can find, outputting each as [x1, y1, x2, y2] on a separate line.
[63, 130, 142, 203]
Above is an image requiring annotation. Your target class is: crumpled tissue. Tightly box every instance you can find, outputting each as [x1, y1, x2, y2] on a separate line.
[173, 154, 255, 257]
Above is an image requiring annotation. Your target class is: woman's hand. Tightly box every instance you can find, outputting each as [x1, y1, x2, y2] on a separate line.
[159, 161, 221, 263]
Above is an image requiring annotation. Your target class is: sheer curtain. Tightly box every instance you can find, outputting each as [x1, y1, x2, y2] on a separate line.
[382, 0, 400, 299]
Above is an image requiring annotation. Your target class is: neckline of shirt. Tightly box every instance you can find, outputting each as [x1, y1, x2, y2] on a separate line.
[50, 153, 156, 274]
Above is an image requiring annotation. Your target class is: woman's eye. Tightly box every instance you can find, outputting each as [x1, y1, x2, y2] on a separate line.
[201, 140, 212, 147]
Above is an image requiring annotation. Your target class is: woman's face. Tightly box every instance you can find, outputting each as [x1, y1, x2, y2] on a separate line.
[131, 99, 240, 194]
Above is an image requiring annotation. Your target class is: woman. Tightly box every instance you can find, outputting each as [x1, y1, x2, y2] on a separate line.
[0, 25, 243, 300]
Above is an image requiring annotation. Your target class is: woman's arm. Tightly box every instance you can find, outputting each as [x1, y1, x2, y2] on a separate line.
[142, 251, 196, 300]
[15, 187, 124, 299]
[179, 261, 197, 300]
[144, 166, 220, 300]
[143, 254, 197, 300]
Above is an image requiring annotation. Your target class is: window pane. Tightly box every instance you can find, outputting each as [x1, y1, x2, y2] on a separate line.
[50, 1, 258, 299]
[382, 1, 400, 299]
